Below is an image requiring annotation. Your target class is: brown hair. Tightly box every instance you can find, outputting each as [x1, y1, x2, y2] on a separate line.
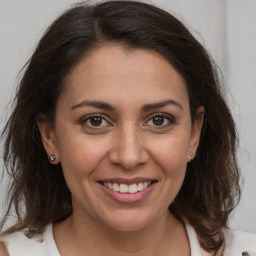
[1, 1, 240, 254]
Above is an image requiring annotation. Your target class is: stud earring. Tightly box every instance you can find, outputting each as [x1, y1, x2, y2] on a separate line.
[190, 152, 194, 161]
[49, 155, 56, 163]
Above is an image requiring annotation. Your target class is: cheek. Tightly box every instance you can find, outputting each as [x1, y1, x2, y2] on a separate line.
[56, 132, 110, 177]
[57, 135, 110, 205]
[150, 134, 190, 180]
[154, 134, 190, 162]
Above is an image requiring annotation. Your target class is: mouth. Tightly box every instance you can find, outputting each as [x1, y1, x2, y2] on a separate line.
[97, 178, 158, 203]
[98, 180, 156, 194]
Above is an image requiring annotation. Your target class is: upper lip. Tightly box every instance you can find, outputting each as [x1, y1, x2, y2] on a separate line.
[98, 177, 157, 185]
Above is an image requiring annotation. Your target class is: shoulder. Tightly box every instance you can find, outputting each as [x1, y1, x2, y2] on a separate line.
[0, 227, 48, 256]
[0, 240, 9, 256]
[224, 228, 256, 256]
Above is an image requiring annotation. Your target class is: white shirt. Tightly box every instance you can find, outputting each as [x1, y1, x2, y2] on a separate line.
[1, 223, 256, 256]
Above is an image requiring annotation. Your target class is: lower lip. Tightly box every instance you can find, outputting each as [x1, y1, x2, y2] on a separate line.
[99, 183, 156, 204]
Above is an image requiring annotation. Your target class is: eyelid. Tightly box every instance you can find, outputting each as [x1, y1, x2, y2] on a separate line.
[78, 112, 176, 129]
[144, 112, 176, 127]
[79, 113, 112, 128]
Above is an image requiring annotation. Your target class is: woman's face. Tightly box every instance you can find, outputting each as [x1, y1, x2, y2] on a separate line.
[39, 45, 203, 232]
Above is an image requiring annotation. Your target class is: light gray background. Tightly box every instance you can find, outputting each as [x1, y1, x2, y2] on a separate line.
[0, 0, 255, 232]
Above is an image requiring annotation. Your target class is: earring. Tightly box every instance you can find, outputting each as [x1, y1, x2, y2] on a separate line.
[49, 155, 56, 163]
[190, 152, 194, 161]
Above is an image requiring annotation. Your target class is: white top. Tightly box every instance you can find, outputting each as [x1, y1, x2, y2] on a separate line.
[1, 223, 256, 256]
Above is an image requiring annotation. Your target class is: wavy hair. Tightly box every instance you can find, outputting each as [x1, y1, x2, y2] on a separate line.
[1, 1, 240, 254]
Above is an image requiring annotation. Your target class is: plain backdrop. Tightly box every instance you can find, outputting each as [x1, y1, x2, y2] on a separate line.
[0, 0, 255, 232]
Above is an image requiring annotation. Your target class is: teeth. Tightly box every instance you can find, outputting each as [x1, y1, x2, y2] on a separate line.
[120, 184, 128, 193]
[129, 184, 138, 193]
[108, 182, 113, 190]
[102, 181, 153, 193]
[137, 183, 144, 191]
[113, 183, 119, 192]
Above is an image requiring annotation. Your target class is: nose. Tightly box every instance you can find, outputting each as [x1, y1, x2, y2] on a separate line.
[108, 124, 149, 170]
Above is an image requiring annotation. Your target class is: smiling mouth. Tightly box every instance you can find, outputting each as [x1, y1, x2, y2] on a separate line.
[98, 180, 157, 194]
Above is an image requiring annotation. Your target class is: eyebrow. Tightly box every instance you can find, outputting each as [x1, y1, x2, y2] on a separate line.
[141, 99, 183, 112]
[70, 100, 116, 111]
[70, 99, 183, 112]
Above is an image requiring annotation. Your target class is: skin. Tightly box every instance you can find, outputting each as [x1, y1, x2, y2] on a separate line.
[0, 242, 9, 256]
[38, 45, 204, 256]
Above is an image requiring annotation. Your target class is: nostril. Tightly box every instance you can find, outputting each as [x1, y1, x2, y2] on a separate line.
[107, 135, 149, 170]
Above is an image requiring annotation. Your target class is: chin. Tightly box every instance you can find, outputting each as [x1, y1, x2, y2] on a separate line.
[101, 209, 157, 233]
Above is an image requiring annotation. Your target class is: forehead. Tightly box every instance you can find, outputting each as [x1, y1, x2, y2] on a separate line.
[59, 45, 189, 110]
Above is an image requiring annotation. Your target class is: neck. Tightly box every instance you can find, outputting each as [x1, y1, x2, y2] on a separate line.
[53, 211, 190, 256]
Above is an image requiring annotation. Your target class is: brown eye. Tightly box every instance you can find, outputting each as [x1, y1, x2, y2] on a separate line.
[81, 114, 109, 128]
[144, 113, 175, 128]
[89, 116, 103, 126]
[152, 116, 164, 126]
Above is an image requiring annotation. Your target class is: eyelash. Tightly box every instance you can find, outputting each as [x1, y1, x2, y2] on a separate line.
[79, 114, 110, 129]
[79, 113, 176, 129]
[144, 113, 176, 128]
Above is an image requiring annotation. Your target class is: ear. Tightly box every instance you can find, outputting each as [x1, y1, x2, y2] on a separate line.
[188, 106, 204, 162]
[36, 114, 60, 164]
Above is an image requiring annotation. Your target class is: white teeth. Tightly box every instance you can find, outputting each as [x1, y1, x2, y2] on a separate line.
[102, 181, 153, 193]
[113, 183, 120, 192]
[137, 183, 144, 191]
[108, 182, 113, 190]
[129, 184, 138, 193]
[120, 184, 128, 193]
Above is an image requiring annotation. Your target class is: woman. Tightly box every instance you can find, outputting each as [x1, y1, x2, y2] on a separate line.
[0, 1, 255, 255]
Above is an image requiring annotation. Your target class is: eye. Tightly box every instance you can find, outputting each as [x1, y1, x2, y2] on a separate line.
[81, 114, 110, 128]
[145, 113, 175, 127]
